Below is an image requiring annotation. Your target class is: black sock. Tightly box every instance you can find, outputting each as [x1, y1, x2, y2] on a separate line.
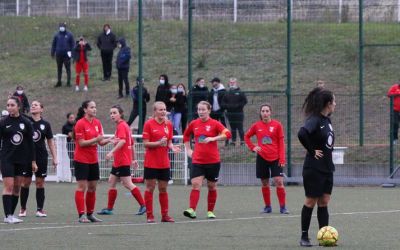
[301, 205, 314, 239]
[20, 187, 30, 210]
[12, 195, 19, 214]
[36, 188, 45, 211]
[2, 195, 13, 217]
[317, 206, 329, 229]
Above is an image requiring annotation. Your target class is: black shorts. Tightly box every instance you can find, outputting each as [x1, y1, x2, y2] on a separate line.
[74, 161, 100, 181]
[302, 168, 333, 197]
[256, 155, 283, 179]
[191, 163, 221, 182]
[110, 166, 131, 177]
[23, 158, 48, 178]
[0, 162, 25, 178]
[144, 167, 170, 181]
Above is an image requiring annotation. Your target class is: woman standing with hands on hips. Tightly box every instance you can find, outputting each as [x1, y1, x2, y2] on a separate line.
[297, 87, 336, 247]
[244, 103, 289, 214]
[183, 101, 231, 220]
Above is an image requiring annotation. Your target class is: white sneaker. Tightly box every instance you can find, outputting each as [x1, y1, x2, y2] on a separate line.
[75, 86, 80, 92]
[36, 210, 47, 217]
[168, 179, 174, 185]
[4, 215, 22, 224]
[12, 215, 23, 223]
[83, 86, 88, 91]
[18, 209, 27, 217]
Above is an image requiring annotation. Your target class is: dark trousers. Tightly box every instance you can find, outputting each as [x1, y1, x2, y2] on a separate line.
[101, 50, 113, 79]
[117, 69, 130, 97]
[56, 55, 71, 85]
[226, 112, 244, 143]
[394, 111, 400, 140]
[127, 103, 147, 129]
[211, 109, 227, 127]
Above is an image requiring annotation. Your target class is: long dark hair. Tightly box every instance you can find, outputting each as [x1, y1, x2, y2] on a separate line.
[76, 100, 92, 122]
[8, 96, 21, 107]
[159, 74, 170, 86]
[111, 104, 124, 120]
[259, 103, 272, 120]
[302, 87, 334, 117]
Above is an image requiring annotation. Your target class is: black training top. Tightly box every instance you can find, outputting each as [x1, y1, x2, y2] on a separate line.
[30, 117, 53, 161]
[0, 115, 35, 165]
[298, 114, 335, 173]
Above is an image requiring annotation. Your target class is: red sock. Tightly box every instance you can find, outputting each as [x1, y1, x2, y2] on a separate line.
[107, 189, 117, 210]
[131, 187, 145, 206]
[85, 191, 96, 215]
[75, 190, 85, 215]
[159, 192, 169, 216]
[262, 186, 271, 206]
[144, 191, 153, 217]
[276, 187, 286, 207]
[84, 74, 89, 85]
[207, 190, 217, 212]
[189, 189, 200, 210]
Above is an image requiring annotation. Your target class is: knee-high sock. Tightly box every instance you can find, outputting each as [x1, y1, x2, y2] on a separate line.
[20, 187, 30, 210]
[144, 191, 153, 217]
[276, 187, 286, 207]
[159, 192, 169, 216]
[207, 190, 217, 212]
[107, 189, 118, 210]
[36, 188, 45, 211]
[11, 195, 19, 214]
[189, 189, 200, 210]
[75, 191, 85, 216]
[2, 195, 13, 217]
[301, 205, 314, 239]
[85, 191, 96, 215]
[131, 187, 145, 206]
[261, 186, 271, 206]
[317, 206, 329, 229]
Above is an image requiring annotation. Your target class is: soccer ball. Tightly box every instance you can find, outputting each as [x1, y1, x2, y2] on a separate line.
[317, 226, 339, 246]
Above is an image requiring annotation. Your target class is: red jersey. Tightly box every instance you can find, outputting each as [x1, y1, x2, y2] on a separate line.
[74, 117, 103, 164]
[387, 84, 400, 111]
[183, 118, 231, 164]
[244, 119, 285, 165]
[113, 120, 133, 167]
[142, 118, 173, 169]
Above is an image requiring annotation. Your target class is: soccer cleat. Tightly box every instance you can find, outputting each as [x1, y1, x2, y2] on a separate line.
[207, 211, 216, 219]
[280, 206, 290, 214]
[19, 209, 27, 217]
[87, 214, 103, 222]
[183, 208, 197, 219]
[75, 86, 79, 92]
[97, 208, 114, 215]
[83, 86, 88, 91]
[4, 215, 22, 224]
[78, 214, 90, 223]
[299, 238, 312, 247]
[262, 206, 272, 213]
[135, 205, 146, 215]
[146, 215, 155, 223]
[161, 215, 175, 223]
[12, 215, 23, 223]
[36, 210, 47, 217]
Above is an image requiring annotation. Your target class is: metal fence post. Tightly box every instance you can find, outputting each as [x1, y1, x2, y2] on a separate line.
[127, 0, 131, 21]
[398, 0, 400, 22]
[28, 0, 31, 17]
[77, 0, 80, 19]
[161, 0, 165, 20]
[180, 0, 183, 20]
[233, 0, 237, 23]
[16, 0, 19, 16]
[286, 0, 292, 177]
[138, 0, 144, 134]
[390, 96, 394, 176]
[338, 0, 342, 23]
[115, 0, 118, 19]
[358, 0, 364, 146]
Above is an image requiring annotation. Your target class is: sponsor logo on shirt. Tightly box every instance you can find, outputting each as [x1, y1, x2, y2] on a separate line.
[33, 130, 41, 142]
[261, 136, 272, 145]
[11, 132, 23, 145]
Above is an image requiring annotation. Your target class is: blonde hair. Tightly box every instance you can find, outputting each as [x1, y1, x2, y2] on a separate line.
[153, 101, 166, 111]
[197, 101, 211, 111]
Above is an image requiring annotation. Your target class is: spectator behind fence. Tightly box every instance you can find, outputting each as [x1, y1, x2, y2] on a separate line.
[13, 85, 30, 114]
[221, 78, 247, 146]
[168, 84, 187, 135]
[51, 22, 75, 88]
[387, 81, 400, 143]
[62, 112, 76, 162]
[191, 77, 209, 119]
[208, 77, 227, 128]
[156, 74, 172, 109]
[177, 83, 188, 131]
[127, 77, 150, 129]
[116, 38, 131, 99]
[73, 36, 92, 92]
[97, 24, 117, 81]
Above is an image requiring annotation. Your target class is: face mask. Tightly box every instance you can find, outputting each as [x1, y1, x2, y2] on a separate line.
[160, 79, 165, 85]
[171, 89, 177, 94]
[59, 27, 65, 32]
[106, 29, 111, 35]
[229, 85, 237, 89]
[178, 87, 184, 93]
[17, 90, 23, 95]
[199, 83, 205, 88]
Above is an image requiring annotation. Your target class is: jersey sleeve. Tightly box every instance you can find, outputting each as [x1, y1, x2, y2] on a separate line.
[45, 121, 54, 140]
[388, 85, 396, 96]
[98, 121, 104, 136]
[215, 120, 231, 139]
[74, 121, 85, 141]
[302, 116, 319, 134]
[115, 123, 127, 140]
[183, 121, 193, 142]
[168, 122, 173, 140]
[142, 121, 150, 140]
[244, 123, 256, 151]
[277, 122, 285, 165]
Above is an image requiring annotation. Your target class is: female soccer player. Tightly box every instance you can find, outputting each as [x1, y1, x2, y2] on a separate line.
[19, 101, 57, 218]
[142, 101, 180, 223]
[244, 103, 289, 214]
[297, 87, 336, 247]
[73, 100, 109, 223]
[97, 105, 146, 216]
[0, 97, 37, 224]
[183, 101, 231, 219]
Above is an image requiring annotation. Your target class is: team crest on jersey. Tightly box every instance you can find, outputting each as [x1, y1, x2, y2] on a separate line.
[11, 132, 23, 145]
[95, 126, 99, 132]
[205, 125, 211, 132]
[269, 127, 274, 132]
[40, 124, 45, 130]
[19, 123, 25, 130]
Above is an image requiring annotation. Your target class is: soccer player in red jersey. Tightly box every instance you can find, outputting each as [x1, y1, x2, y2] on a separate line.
[73, 100, 110, 223]
[244, 103, 289, 214]
[183, 101, 231, 219]
[97, 105, 146, 216]
[142, 101, 180, 223]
